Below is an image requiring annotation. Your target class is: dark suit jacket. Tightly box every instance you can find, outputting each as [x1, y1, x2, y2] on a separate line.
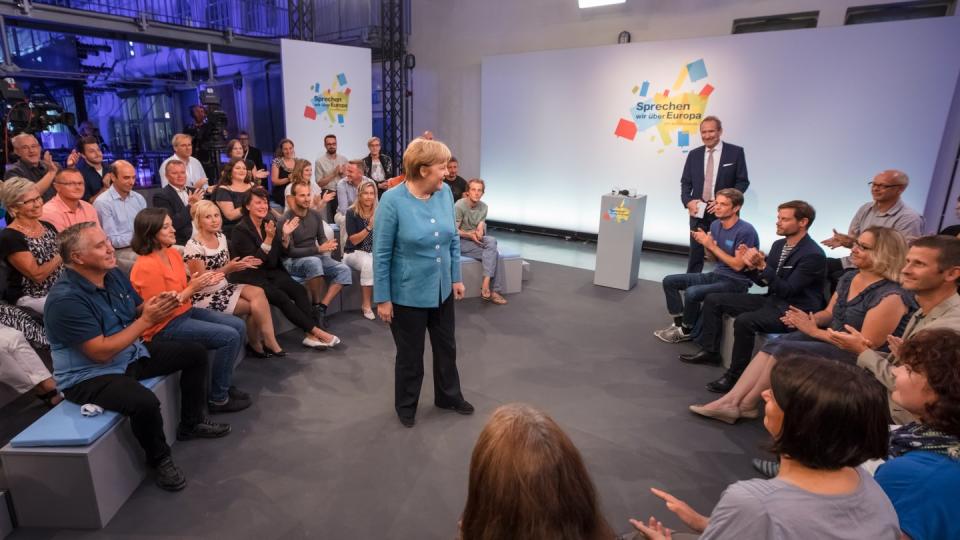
[152, 185, 193, 245]
[748, 233, 826, 312]
[245, 146, 265, 171]
[680, 142, 749, 207]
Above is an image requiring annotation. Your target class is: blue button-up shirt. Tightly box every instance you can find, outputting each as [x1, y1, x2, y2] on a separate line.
[373, 182, 462, 307]
[44, 267, 148, 390]
[93, 185, 146, 249]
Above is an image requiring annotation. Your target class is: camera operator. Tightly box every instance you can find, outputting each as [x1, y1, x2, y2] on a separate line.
[4, 133, 59, 202]
[184, 104, 220, 182]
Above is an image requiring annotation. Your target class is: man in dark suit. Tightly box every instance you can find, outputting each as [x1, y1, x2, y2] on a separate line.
[153, 160, 202, 245]
[680, 116, 749, 273]
[679, 200, 826, 393]
[238, 131, 265, 171]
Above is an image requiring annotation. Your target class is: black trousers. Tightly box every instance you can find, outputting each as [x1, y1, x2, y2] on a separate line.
[251, 268, 317, 332]
[62, 341, 209, 466]
[390, 294, 464, 419]
[696, 293, 789, 378]
[687, 214, 717, 273]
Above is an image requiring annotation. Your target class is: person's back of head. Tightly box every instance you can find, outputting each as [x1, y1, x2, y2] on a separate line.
[767, 355, 889, 469]
[460, 403, 612, 540]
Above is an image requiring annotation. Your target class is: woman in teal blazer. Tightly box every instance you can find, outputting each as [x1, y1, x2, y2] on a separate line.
[373, 138, 473, 428]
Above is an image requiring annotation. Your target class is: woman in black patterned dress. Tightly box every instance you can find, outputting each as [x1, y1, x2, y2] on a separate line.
[184, 200, 285, 357]
[0, 180, 63, 314]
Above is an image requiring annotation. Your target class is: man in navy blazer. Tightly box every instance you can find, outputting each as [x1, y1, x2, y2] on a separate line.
[680, 116, 749, 273]
[679, 200, 826, 393]
[152, 160, 202, 245]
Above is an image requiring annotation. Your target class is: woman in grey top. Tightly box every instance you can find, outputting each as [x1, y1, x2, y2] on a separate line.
[631, 357, 900, 540]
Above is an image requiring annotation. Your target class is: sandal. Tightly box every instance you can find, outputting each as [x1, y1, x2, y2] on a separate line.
[480, 288, 492, 301]
[489, 292, 508, 305]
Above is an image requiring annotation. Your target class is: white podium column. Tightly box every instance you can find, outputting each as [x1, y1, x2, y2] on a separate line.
[593, 194, 646, 290]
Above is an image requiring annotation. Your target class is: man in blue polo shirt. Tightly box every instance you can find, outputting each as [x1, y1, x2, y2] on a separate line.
[44, 222, 230, 491]
[654, 188, 759, 343]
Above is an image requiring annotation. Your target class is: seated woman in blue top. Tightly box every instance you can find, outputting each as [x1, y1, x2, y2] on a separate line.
[632, 356, 900, 540]
[876, 328, 960, 540]
[373, 137, 473, 428]
[690, 226, 913, 424]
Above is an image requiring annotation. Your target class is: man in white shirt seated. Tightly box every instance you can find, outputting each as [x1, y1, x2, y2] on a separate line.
[159, 134, 208, 190]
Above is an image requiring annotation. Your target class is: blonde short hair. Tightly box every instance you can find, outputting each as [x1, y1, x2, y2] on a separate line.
[402, 138, 452, 182]
[0, 177, 38, 218]
[190, 200, 221, 238]
[860, 226, 908, 282]
[367, 136, 381, 147]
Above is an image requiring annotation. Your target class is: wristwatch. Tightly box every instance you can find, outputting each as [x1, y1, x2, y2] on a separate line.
[365, 225, 372, 232]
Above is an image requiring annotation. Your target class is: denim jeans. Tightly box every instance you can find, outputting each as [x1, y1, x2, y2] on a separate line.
[460, 236, 505, 292]
[662, 272, 749, 328]
[283, 254, 353, 286]
[152, 307, 245, 402]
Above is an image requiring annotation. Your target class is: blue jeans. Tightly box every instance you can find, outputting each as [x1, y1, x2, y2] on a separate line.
[283, 254, 353, 286]
[662, 272, 749, 328]
[152, 308, 245, 403]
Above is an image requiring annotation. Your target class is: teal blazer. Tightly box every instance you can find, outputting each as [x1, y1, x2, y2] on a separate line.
[373, 182, 462, 307]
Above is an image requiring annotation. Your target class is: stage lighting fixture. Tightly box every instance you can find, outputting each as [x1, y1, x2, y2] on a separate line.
[579, 0, 626, 8]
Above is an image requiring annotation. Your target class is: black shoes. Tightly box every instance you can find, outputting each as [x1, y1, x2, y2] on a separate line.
[398, 415, 416, 428]
[228, 386, 250, 401]
[679, 349, 722, 365]
[177, 418, 231, 441]
[155, 456, 187, 491]
[437, 400, 475, 415]
[246, 344, 287, 358]
[208, 395, 252, 414]
[706, 374, 737, 393]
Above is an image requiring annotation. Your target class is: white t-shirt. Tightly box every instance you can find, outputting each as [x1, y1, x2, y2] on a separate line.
[160, 155, 207, 188]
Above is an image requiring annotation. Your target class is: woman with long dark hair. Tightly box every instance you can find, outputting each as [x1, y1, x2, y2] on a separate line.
[214, 157, 255, 238]
[227, 187, 340, 349]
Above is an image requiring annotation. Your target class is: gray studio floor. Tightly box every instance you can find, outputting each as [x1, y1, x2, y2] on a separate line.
[6, 230, 770, 539]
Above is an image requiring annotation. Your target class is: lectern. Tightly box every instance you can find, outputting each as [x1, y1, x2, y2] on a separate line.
[594, 194, 646, 290]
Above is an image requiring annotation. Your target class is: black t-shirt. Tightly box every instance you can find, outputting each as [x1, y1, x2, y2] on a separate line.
[940, 224, 960, 237]
[443, 176, 468, 202]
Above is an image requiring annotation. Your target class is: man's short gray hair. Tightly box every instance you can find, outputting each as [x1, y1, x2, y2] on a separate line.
[164, 159, 186, 176]
[11, 133, 37, 149]
[59, 222, 98, 263]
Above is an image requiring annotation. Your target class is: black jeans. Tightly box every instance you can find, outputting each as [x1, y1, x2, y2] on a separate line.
[390, 294, 464, 419]
[687, 214, 717, 273]
[257, 268, 317, 332]
[62, 341, 209, 466]
[695, 293, 789, 378]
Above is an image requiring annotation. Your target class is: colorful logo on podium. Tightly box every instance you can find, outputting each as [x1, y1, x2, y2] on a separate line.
[603, 200, 632, 223]
[613, 58, 713, 153]
[303, 72, 351, 127]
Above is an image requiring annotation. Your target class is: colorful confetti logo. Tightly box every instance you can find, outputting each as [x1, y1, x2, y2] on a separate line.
[303, 72, 351, 126]
[613, 59, 714, 153]
[602, 200, 632, 223]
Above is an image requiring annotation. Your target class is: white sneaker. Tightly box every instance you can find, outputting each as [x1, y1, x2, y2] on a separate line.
[653, 324, 692, 344]
[362, 308, 376, 320]
[303, 335, 341, 349]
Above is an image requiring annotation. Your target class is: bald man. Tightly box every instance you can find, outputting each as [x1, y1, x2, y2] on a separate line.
[92, 160, 146, 272]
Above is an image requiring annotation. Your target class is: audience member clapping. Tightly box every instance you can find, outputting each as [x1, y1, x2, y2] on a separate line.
[343, 180, 378, 319]
[0, 178, 64, 313]
[214, 156, 256, 238]
[282, 160, 334, 214]
[227, 187, 340, 349]
[270, 138, 296, 210]
[876, 328, 960, 540]
[632, 357, 900, 540]
[129, 208, 251, 413]
[185, 200, 285, 357]
[459, 403, 615, 540]
[41, 168, 101, 232]
[226, 138, 268, 184]
[690, 227, 913, 424]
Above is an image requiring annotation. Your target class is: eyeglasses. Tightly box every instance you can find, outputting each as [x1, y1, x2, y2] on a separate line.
[852, 240, 874, 251]
[868, 181, 902, 190]
[14, 195, 43, 207]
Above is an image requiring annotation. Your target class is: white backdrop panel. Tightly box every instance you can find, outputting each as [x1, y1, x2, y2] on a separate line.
[481, 18, 960, 249]
[281, 39, 372, 166]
